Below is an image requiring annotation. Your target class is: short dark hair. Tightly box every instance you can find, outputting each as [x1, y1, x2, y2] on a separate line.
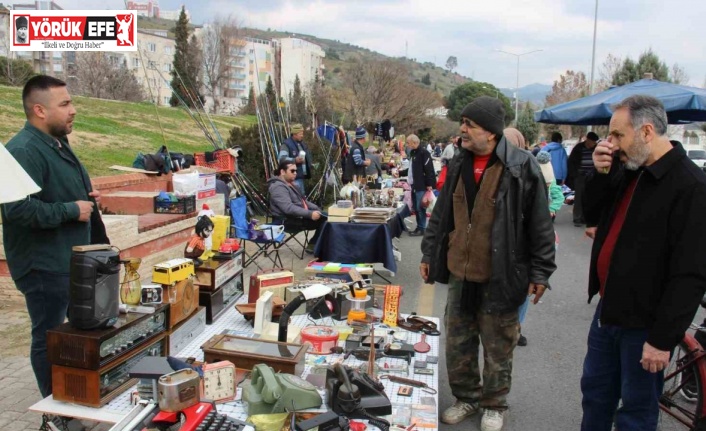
[586, 131, 599, 141]
[551, 132, 563, 143]
[22, 75, 67, 117]
[277, 158, 296, 176]
[612, 95, 668, 136]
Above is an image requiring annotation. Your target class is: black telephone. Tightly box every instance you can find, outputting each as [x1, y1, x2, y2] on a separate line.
[326, 364, 391, 430]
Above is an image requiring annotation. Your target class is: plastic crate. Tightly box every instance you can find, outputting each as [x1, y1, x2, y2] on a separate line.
[153, 195, 196, 214]
[194, 150, 235, 174]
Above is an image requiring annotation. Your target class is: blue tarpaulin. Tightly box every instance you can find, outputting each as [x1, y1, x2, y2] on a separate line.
[534, 79, 706, 125]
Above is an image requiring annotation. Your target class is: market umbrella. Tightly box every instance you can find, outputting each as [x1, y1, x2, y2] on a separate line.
[0, 143, 40, 204]
[534, 78, 706, 125]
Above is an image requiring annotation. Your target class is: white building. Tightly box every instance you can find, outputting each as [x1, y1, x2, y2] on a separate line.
[277, 37, 325, 98]
[126, 0, 159, 18]
[159, 8, 188, 21]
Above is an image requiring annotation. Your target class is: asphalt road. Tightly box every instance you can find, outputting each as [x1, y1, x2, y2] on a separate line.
[386, 206, 694, 431]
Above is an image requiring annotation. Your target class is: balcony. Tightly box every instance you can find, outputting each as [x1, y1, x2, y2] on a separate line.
[233, 73, 246, 80]
[230, 61, 246, 68]
[230, 49, 247, 57]
[229, 84, 247, 90]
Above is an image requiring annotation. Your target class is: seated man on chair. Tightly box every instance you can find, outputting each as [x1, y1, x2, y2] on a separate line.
[267, 159, 325, 253]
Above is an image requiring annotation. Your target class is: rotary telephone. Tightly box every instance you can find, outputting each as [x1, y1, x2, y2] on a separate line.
[326, 363, 392, 429]
[241, 364, 322, 415]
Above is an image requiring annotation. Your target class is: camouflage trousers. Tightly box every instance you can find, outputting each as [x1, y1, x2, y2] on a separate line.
[444, 274, 520, 410]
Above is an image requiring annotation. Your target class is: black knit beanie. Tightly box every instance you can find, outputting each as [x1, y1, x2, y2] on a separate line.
[460, 96, 506, 137]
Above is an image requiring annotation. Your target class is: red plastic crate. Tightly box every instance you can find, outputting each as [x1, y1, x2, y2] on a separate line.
[194, 150, 236, 173]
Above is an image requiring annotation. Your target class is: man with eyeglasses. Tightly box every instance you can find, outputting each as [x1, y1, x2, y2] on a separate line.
[419, 96, 556, 430]
[268, 159, 325, 253]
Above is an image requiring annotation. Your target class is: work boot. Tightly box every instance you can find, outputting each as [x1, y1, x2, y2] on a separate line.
[517, 334, 528, 346]
[440, 400, 479, 424]
[481, 409, 505, 431]
[408, 228, 424, 237]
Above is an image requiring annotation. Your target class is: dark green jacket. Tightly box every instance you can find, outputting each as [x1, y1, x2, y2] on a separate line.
[1, 122, 106, 280]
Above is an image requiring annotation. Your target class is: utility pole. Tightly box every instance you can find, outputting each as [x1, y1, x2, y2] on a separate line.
[496, 49, 543, 125]
[587, 0, 599, 132]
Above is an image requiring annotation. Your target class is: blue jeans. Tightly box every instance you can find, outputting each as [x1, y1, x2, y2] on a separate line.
[580, 302, 664, 431]
[412, 190, 427, 230]
[294, 179, 306, 196]
[14, 270, 70, 398]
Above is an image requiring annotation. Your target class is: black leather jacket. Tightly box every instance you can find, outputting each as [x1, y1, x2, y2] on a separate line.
[421, 137, 557, 313]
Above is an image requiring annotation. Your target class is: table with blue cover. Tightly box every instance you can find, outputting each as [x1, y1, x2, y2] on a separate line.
[313, 205, 411, 274]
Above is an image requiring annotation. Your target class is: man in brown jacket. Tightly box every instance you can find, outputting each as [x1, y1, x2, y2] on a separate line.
[420, 97, 556, 431]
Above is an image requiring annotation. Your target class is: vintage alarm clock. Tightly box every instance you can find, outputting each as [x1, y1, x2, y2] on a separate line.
[201, 360, 236, 403]
[158, 368, 201, 412]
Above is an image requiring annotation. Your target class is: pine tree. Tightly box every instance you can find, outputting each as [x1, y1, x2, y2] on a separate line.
[421, 73, 431, 85]
[517, 104, 540, 146]
[264, 76, 278, 121]
[169, 7, 202, 107]
[241, 85, 256, 115]
[290, 75, 307, 125]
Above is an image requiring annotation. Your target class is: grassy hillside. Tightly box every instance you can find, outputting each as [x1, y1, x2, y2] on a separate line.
[0, 86, 256, 176]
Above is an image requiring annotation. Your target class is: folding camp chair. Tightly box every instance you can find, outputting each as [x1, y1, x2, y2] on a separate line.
[230, 196, 285, 270]
[269, 216, 315, 260]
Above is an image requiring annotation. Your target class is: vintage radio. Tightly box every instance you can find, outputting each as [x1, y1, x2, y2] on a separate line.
[201, 334, 307, 376]
[247, 269, 294, 303]
[167, 306, 206, 356]
[165, 278, 200, 329]
[52, 334, 166, 407]
[194, 253, 243, 292]
[47, 304, 169, 370]
[199, 271, 243, 324]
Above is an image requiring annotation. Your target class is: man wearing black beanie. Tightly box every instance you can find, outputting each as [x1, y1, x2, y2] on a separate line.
[420, 96, 556, 430]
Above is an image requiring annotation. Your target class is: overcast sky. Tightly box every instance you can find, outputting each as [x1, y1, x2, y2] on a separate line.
[61, 0, 705, 89]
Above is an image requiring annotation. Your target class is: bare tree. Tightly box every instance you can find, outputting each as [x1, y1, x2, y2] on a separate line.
[201, 16, 240, 113]
[545, 70, 589, 139]
[596, 53, 622, 92]
[73, 52, 144, 102]
[671, 63, 689, 85]
[339, 59, 442, 132]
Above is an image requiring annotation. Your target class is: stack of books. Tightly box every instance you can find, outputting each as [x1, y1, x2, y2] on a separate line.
[351, 207, 396, 224]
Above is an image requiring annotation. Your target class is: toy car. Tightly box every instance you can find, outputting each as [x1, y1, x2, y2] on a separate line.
[218, 238, 240, 254]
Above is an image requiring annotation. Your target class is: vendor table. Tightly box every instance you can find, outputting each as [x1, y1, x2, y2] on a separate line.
[30, 298, 440, 430]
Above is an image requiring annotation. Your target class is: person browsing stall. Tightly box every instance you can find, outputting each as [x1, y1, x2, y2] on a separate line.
[343, 126, 371, 184]
[406, 134, 436, 236]
[278, 123, 312, 195]
[1, 76, 108, 429]
[580, 95, 706, 431]
[419, 96, 556, 431]
[268, 159, 325, 253]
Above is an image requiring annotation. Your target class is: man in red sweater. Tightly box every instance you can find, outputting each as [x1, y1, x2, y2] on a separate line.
[580, 95, 706, 431]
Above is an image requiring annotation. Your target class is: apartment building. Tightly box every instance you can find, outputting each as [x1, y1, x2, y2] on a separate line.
[277, 37, 325, 98]
[121, 29, 175, 106]
[6, 0, 65, 76]
[244, 36, 276, 98]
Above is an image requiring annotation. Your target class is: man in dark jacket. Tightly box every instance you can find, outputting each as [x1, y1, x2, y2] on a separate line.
[419, 96, 556, 430]
[566, 131, 598, 226]
[1, 76, 108, 402]
[406, 134, 436, 236]
[580, 95, 706, 431]
[342, 126, 370, 184]
[267, 159, 324, 252]
[278, 123, 312, 195]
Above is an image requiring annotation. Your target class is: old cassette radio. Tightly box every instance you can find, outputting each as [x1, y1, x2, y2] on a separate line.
[52, 334, 166, 407]
[248, 269, 293, 303]
[47, 304, 169, 369]
[165, 278, 200, 329]
[199, 271, 243, 324]
[167, 307, 206, 356]
[194, 253, 243, 292]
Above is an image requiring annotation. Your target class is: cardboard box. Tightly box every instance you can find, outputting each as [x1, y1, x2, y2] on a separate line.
[179, 166, 216, 199]
[327, 215, 350, 223]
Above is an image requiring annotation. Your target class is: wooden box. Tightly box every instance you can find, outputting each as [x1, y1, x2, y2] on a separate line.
[194, 253, 243, 292]
[201, 334, 307, 376]
[165, 278, 200, 329]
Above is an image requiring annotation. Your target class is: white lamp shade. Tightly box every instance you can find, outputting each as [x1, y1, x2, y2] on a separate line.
[0, 143, 40, 204]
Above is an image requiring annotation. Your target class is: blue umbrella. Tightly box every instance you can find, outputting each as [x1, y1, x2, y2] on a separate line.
[534, 78, 706, 125]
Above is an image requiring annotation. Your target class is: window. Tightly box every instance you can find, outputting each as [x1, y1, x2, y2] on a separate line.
[163, 96, 170, 105]
[148, 42, 156, 52]
[163, 63, 171, 72]
[133, 58, 139, 68]
[53, 63, 62, 72]
[52, 51, 62, 59]
[165, 46, 172, 55]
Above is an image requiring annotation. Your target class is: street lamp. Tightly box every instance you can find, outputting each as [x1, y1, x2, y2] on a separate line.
[496, 49, 543, 125]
